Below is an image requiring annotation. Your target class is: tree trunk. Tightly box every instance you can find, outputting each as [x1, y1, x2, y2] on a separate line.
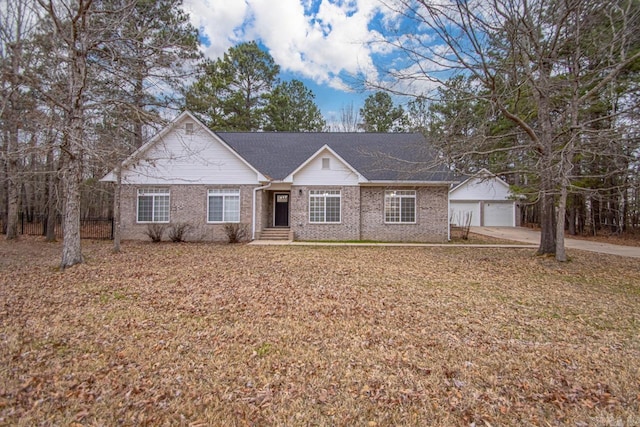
[538, 152, 556, 255]
[5, 140, 20, 240]
[40, 0, 92, 268]
[576, 196, 585, 235]
[555, 180, 568, 262]
[567, 199, 576, 236]
[5, 28, 24, 240]
[5, 113, 20, 240]
[622, 185, 629, 231]
[617, 187, 625, 235]
[538, 190, 556, 255]
[60, 108, 85, 268]
[60, 154, 83, 268]
[533, 63, 556, 256]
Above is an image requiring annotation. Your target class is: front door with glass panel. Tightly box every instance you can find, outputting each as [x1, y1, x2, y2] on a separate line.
[274, 193, 290, 227]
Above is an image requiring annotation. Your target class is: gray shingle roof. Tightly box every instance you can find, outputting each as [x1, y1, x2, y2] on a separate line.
[216, 132, 454, 182]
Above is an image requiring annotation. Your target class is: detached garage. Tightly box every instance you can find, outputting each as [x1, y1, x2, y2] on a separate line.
[449, 169, 516, 227]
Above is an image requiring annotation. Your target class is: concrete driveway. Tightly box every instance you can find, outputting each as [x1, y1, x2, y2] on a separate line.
[471, 226, 640, 258]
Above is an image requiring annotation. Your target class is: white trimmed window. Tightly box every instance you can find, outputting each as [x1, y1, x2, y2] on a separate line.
[309, 190, 341, 223]
[385, 190, 416, 223]
[137, 188, 170, 223]
[208, 189, 240, 222]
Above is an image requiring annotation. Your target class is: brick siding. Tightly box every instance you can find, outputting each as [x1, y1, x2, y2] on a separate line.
[360, 186, 448, 242]
[290, 186, 360, 241]
[119, 184, 254, 242]
[120, 184, 449, 242]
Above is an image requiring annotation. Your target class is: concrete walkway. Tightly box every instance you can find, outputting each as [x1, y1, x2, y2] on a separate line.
[471, 226, 640, 258]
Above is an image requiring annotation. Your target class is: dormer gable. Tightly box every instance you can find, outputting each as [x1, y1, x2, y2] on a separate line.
[283, 145, 366, 185]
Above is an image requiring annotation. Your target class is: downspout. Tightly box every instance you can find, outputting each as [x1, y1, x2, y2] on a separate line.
[252, 182, 272, 240]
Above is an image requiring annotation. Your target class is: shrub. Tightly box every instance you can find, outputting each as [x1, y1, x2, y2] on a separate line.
[450, 211, 473, 240]
[224, 223, 249, 243]
[168, 222, 192, 242]
[144, 223, 166, 243]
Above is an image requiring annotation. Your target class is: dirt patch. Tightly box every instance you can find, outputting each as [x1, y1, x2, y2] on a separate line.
[1, 239, 639, 426]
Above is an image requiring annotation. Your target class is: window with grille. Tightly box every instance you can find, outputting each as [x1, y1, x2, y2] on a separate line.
[208, 189, 240, 222]
[137, 188, 170, 223]
[309, 190, 341, 223]
[384, 190, 416, 223]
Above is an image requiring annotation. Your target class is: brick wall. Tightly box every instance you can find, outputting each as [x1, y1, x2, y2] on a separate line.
[290, 186, 361, 241]
[119, 184, 254, 242]
[360, 186, 449, 242]
[255, 189, 268, 237]
[120, 184, 450, 243]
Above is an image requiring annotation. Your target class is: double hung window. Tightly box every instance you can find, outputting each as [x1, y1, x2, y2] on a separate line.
[137, 188, 170, 223]
[309, 190, 341, 223]
[384, 190, 416, 223]
[208, 189, 240, 222]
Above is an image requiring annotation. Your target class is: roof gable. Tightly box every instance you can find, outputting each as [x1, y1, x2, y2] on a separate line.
[449, 169, 512, 200]
[284, 145, 365, 184]
[102, 111, 267, 183]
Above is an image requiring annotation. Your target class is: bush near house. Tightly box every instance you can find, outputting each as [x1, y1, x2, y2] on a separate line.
[224, 222, 249, 243]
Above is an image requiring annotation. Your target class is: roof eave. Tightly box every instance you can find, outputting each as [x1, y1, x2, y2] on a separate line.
[361, 180, 456, 186]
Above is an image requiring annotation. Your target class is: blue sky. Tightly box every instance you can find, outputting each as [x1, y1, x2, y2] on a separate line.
[182, 0, 430, 128]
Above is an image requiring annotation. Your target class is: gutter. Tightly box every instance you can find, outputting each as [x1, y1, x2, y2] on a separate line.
[360, 180, 458, 186]
[252, 182, 272, 240]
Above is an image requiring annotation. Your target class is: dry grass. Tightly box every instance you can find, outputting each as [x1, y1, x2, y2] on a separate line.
[1, 238, 639, 426]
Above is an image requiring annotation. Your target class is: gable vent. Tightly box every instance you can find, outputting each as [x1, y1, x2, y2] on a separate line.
[185, 122, 194, 134]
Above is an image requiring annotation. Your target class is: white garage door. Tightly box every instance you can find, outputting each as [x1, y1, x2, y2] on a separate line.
[484, 202, 514, 226]
[450, 202, 481, 226]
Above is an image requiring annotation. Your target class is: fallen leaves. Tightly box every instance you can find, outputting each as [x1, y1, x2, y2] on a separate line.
[0, 238, 639, 426]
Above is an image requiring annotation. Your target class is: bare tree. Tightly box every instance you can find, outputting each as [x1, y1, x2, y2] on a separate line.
[34, 0, 139, 268]
[0, 0, 40, 239]
[4, 0, 200, 263]
[93, 0, 200, 252]
[381, 0, 640, 260]
[335, 102, 361, 132]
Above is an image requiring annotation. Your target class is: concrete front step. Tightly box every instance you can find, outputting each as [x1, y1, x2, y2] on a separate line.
[258, 228, 292, 241]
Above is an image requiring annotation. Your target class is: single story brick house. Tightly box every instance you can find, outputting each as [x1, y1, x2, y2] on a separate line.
[102, 111, 456, 242]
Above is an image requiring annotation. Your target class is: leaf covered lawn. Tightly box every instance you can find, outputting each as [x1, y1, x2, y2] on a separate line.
[1, 239, 639, 426]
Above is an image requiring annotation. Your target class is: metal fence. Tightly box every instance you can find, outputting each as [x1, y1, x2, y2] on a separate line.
[1, 213, 113, 240]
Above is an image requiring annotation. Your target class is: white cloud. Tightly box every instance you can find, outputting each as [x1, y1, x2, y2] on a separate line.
[183, 0, 249, 56]
[182, 0, 396, 88]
